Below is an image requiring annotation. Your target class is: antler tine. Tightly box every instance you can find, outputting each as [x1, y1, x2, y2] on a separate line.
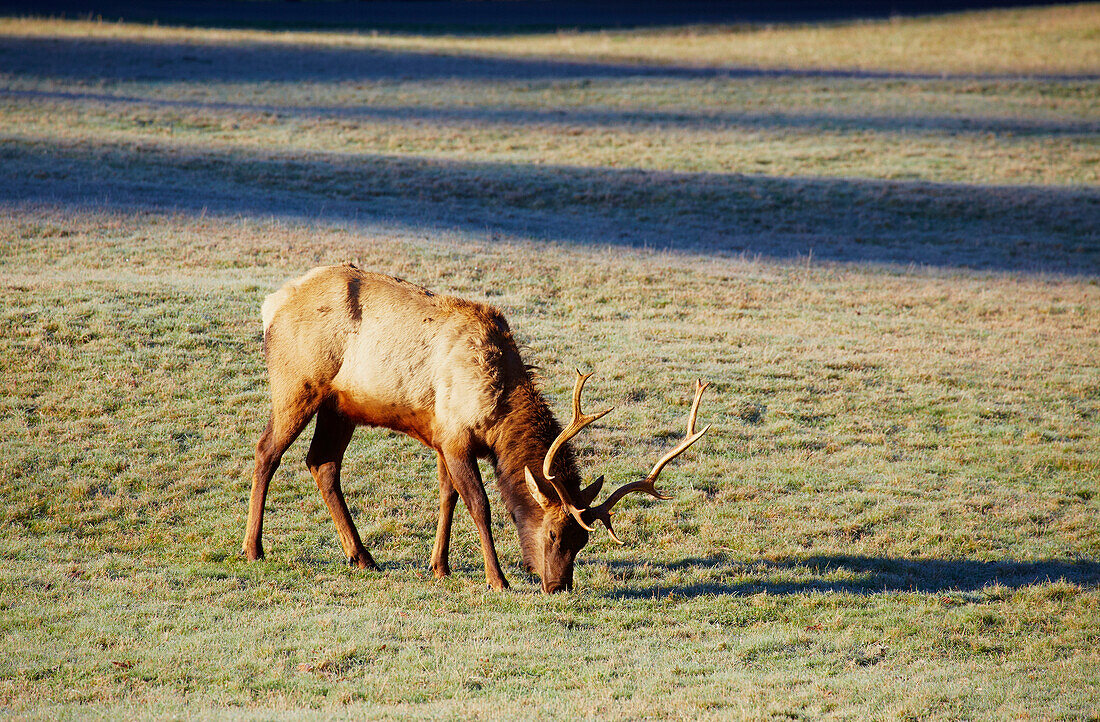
[586, 380, 710, 542]
[687, 379, 708, 436]
[644, 379, 711, 486]
[543, 369, 613, 481]
[525, 466, 595, 532]
[600, 516, 626, 545]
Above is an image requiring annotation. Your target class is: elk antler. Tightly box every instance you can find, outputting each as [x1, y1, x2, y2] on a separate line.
[525, 466, 594, 531]
[543, 369, 613, 482]
[586, 380, 710, 544]
[533, 369, 612, 530]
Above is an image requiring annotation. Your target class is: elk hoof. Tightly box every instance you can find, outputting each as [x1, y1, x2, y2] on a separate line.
[243, 546, 264, 561]
[348, 553, 379, 571]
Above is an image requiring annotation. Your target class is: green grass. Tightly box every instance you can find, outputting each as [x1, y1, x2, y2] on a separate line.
[3, 213, 1098, 719]
[1, 6, 1099, 719]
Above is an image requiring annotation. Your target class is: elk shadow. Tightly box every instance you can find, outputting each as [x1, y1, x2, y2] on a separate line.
[596, 553, 1100, 599]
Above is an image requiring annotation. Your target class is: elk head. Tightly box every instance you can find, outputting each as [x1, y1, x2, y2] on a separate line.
[523, 371, 710, 593]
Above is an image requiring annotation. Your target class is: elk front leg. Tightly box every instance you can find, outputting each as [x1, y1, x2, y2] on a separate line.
[306, 406, 377, 570]
[431, 453, 459, 578]
[441, 447, 509, 590]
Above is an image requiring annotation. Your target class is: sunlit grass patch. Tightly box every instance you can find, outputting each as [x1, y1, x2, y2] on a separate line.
[1, 210, 1098, 716]
[3, 89, 1097, 188]
[2, 4, 1098, 75]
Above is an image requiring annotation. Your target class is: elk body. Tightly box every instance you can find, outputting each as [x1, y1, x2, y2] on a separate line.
[244, 263, 709, 592]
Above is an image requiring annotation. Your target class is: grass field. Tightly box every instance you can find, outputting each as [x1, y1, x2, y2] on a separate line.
[2, 5, 1099, 719]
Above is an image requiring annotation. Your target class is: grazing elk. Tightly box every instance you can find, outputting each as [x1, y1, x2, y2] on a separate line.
[243, 263, 709, 592]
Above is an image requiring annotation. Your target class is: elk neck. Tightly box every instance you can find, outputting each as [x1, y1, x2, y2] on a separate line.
[485, 380, 583, 561]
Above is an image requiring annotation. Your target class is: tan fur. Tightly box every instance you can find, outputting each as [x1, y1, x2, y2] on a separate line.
[243, 264, 592, 592]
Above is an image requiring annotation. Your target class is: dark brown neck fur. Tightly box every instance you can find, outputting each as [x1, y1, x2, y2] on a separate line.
[486, 381, 582, 568]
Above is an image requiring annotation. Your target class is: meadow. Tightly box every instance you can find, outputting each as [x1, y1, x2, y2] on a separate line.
[1, 4, 1099, 719]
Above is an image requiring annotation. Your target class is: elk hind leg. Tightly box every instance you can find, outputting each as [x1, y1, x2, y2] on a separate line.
[244, 394, 318, 561]
[306, 405, 377, 570]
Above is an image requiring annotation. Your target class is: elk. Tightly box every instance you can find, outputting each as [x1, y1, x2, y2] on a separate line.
[243, 263, 709, 592]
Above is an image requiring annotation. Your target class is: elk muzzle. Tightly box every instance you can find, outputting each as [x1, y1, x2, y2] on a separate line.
[542, 573, 574, 594]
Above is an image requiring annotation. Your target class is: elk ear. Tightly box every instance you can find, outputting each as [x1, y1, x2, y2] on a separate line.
[524, 467, 553, 509]
[577, 475, 604, 507]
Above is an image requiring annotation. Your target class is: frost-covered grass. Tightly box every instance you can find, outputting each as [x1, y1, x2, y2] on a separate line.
[1, 6, 1098, 720]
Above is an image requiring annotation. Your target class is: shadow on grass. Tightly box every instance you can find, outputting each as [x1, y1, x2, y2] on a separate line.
[599, 553, 1100, 599]
[10, 88, 1098, 139]
[2, 35, 1096, 83]
[3, 136, 1097, 273]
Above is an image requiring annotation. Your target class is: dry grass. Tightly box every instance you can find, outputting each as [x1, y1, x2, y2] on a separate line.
[2, 209, 1098, 719]
[2, 4, 1098, 75]
[436, 4, 1100, 76]
[2, 90, 1097, 189]
[1, 6, 1099, 719]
